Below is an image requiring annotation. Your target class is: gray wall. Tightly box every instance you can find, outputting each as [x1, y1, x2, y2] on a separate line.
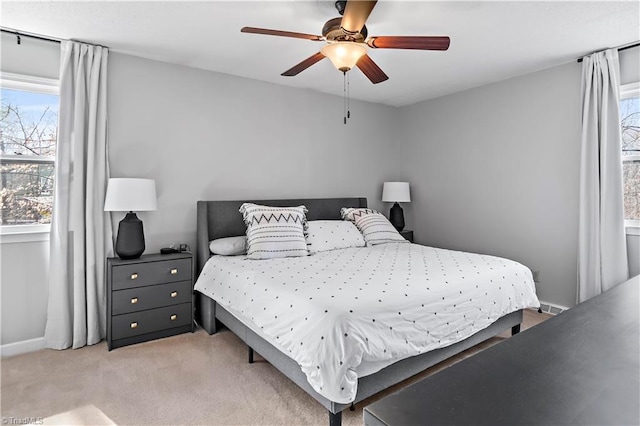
[1, 35, 637, 346]
[399, 47, 640, 308]
[620, 46, 640, 84]
[628, 235, 639, 278]
[0, 32, 60, 79]
[0, 240, 50, 345]
[398, 62, 582, 308]
[1, 49, 400, 346]
[107, 53, 401, 254]
[0, 33, 59, 346]
[620, 46, 640, 279]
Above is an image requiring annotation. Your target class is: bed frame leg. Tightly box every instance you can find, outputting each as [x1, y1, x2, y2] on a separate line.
[196, 293, 217, 335]
[328, 410, 342, 426]
[349, 403, 355, 411]
[248, 347, 254, 364]
[512, 324, 521, 335]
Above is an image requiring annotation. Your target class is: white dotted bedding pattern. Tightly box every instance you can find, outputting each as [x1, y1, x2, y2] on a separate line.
[194, 243, 540, 404]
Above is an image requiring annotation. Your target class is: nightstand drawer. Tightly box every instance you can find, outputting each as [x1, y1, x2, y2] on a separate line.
[112, 280, 192, 315]
[111, 303, 192, 340]
[112, 258, 191, 290]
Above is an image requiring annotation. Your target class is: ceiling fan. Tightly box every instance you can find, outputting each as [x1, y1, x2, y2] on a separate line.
[241, 0, 450, 84]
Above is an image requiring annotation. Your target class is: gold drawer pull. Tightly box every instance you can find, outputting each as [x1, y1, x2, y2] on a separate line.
[170, 314, 177, 321]
[170, 268, 178, 275]
[131, 297, 138, 304]
[130, 273, 138, 280]
[170, 291, 178, 298]
[130, 322, 138, 329]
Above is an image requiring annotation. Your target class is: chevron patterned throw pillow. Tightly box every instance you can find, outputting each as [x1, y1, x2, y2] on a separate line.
[341, 207, 408, 246]
[239, 203, 309, 260]
[340, 207, 380, 223]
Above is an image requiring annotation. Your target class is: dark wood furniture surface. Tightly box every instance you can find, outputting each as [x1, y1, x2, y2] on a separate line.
[107, 252, 194, 350]
[400, 230, 413, 242]
[364, 275, 640, 426]
[195, 198, 525, 426]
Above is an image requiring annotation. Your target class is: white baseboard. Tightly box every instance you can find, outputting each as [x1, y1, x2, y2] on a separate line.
[1, 337, 46, 358]
[538, 300, 570, 315]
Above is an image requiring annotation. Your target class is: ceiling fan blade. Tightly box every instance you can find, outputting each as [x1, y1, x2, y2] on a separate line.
[367, 36, 450, 50]
[340, 0, 377, 34]
[356, 54, 388, 84]
[241, 27, 323, 41]
[281, 52, 326, 76]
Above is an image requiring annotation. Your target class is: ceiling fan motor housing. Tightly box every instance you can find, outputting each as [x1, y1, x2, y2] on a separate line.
[322, 17, 367, 42]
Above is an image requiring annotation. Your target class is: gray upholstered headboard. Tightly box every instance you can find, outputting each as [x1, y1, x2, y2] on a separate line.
[196, 197, 367, 276]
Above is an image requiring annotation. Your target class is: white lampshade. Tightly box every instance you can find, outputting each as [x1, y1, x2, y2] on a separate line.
[382, 182, 411, 203]
[321, 42, 367, 72]
[104, 178, 157, 212]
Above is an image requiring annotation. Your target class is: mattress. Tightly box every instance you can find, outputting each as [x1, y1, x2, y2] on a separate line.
[194, 242, 540, 403]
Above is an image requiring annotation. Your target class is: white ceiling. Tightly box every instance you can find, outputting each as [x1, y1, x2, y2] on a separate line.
[1, 1, 638, 107]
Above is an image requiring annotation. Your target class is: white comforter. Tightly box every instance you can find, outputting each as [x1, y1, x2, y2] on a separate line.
[195, 243, 539, 403]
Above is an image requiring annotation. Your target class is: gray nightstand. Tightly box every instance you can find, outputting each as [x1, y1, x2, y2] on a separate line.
[106, 252, 194, 350]
[400, 230, 414, 243]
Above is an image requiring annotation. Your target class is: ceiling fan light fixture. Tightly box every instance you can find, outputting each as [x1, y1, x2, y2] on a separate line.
[321, 41, 367, 72]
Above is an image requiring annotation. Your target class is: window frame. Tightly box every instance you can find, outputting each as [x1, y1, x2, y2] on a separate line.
[0, 72, 59, 242]
[620, 81, 640, 235]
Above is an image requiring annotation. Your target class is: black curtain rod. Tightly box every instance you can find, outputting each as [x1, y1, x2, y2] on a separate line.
[1, 28, 61, 44]
[577, 41, 640, 63]
[1, 27, 107, 48]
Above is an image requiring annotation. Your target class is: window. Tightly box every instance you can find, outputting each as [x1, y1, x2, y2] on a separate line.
[620, 82, 640, 230]
[0, 73, 59, 231]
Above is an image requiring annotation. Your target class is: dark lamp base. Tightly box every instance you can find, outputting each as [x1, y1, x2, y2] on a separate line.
[389, 202, 405, 232]
[115, 212, 145, 259]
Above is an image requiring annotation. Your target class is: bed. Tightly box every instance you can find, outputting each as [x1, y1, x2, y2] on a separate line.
[194, 198, 539, 425]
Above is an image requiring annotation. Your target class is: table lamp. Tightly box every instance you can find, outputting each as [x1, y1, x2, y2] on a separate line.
[104, 178, 157, 259]
[382, 182, 411, 231]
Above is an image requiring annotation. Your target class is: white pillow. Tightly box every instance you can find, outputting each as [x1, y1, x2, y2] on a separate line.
[239, 203, 309, 260]
[340, 207, 380, 223]
[351, 211, 409, 246]
[209, 236, 247, 256]
[306, 220, 365, 254]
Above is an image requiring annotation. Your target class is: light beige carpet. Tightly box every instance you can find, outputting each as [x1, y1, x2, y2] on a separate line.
[1, 309, 550, 425]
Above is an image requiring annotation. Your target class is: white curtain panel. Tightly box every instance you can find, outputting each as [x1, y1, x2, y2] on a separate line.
[578, 49, 629, 303]
[45, 41, 113, 349]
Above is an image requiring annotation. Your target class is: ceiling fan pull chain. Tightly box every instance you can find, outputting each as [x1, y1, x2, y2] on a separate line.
[343, 71, 347, 124]
[347, 71, 351, 120]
